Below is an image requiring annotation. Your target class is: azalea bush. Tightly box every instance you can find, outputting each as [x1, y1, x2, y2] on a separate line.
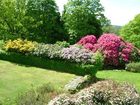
[61, 45, 94, 64]
[32, 43, 63, 59]
[77, 35, 97, 51]
[96, 34, 134, 66]
[77, 34, 137, 66]
[61, 44, 103, 65]
[4, 39, 36, 54]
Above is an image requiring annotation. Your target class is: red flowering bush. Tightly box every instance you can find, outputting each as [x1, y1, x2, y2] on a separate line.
[77, 34, 134, 66]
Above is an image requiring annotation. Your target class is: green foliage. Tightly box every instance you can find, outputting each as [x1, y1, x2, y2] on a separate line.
[0, 40, 4, 49]
[0, 0, 66, 43]
[103, 25, 122, 35]
[62, 0, 103, 44]
[55, 41, 70, 48]
[120, 14, 140, 48]
[126, 62, 140, 73]
[17, 84, 60, 105]
[0, 0, 28, 39]
[0, 52, 98, 76]
[127, 34, 140, 48]
[25, 0, 66, 43]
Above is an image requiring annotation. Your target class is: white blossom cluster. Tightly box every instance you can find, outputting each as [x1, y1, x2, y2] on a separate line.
[61, 45, 96, 64]
[48, 80, 140, 105]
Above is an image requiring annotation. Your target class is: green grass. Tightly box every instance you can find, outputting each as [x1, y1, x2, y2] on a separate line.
[1, 57, 140, 104]
[97, 70, 140, 92]
[0, 60, 76, 104]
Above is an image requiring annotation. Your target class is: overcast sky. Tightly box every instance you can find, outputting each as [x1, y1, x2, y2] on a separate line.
[55, 0, 140, 26]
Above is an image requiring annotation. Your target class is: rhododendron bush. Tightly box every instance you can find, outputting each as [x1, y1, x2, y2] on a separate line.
[77, 34, 135, 66]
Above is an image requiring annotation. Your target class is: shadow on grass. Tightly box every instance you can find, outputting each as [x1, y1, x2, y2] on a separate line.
[0, 52, 87, 76]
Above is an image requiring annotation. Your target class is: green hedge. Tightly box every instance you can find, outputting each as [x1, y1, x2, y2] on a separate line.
[126, 62, 140, 73]
[0, 52, 100, 76]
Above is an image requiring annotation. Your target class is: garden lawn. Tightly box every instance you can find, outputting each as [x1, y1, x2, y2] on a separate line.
[0, 60, 76, 104]
[97, 70, 140, 92]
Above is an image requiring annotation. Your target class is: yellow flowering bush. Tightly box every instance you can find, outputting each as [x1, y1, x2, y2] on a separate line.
[4, 39, 36, 53]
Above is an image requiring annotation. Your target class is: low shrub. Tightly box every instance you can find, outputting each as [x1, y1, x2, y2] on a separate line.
[126, 62, 140, 73]
[55, 41, 70, 48]
[0, 52, 99, 76]
[16, 84, 60, 105]
[32, 43, 63, 59]
[61, 45, 95, 64]
[48, 80, 140, 105]
[4, 39, 36, 54]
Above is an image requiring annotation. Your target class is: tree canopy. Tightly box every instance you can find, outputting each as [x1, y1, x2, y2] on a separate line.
[120, 14, 140, 48]
[62, 0, 108, 44]
[0, 0, 66, 43]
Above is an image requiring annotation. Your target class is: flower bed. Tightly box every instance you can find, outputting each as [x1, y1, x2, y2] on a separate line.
[3, 39, 104, 76]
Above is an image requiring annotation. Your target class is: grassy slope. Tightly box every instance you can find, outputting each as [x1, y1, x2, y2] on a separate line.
[1, 57, 140, 104]
[0, 60, 76, 104]
[97, 70, 140, 92]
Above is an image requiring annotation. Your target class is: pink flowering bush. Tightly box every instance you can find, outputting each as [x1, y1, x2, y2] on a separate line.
[77, 35, 97, 51]
[77, 34, 135, 66]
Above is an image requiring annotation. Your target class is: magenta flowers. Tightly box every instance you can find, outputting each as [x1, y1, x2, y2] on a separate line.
[77, 34, 134, 66]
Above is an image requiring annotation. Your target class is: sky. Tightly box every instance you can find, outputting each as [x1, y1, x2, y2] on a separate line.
[55, 0, 140, 26]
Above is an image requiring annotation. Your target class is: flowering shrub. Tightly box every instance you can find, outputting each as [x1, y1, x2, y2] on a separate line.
[96, 34, 134, 66]
[4, 39, 36, 54]
[77, 35, 97, 45]
[48, 80, 140, 105]
[61, 44, 102, 64]
[33, 43, 63, 58]
[3, 39, 104, 76]
[120, 42, 133, 62]
[77, 34, 135, 66]
[77, 35, 97, 50]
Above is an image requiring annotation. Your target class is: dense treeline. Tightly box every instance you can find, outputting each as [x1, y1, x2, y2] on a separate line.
[0, 0, 109, 43]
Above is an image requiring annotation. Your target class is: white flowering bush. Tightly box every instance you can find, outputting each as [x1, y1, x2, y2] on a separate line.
[32, 43, 63, 58]
[48, 80, 140, 105]
[61, 45, 102, 64]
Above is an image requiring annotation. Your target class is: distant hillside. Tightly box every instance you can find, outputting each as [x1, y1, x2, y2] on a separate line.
[103, 25, 122, 35]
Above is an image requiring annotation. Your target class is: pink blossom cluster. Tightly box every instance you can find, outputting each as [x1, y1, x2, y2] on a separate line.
[77, 35, 97, 51]
[120, 42, 133, 62]
[77, 34, 134, 66]
[96, 34, 121, 65]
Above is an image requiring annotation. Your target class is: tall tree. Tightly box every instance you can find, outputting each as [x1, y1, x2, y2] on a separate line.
[0, 0, 66, 43]
[25, 0, 66, 43]
[0, 0, 29, 39]
[62, 0, 108, 44]
[120, 14, 140, 48]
